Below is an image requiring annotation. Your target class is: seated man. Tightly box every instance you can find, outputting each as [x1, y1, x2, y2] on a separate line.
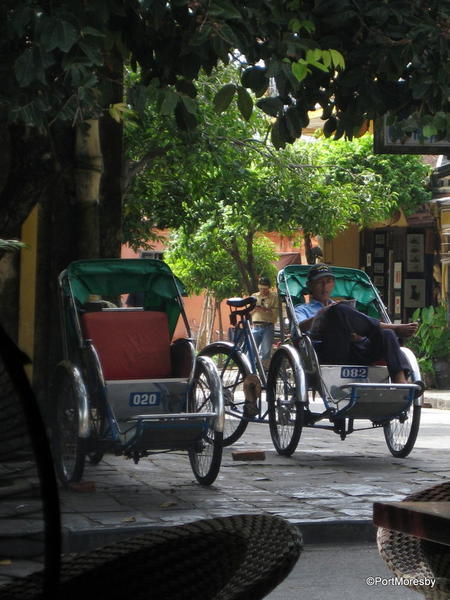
[294, 264, 418, 384]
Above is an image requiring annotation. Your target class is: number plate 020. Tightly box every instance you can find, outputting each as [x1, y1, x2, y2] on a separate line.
[340, 366, 368, 379]
[129, 392, 161, 407]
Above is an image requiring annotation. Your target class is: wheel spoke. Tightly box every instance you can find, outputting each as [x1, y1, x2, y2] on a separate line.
[200, 348, 250, 445]
[268, 348, 303, 456]
[188, 359, 223, 485]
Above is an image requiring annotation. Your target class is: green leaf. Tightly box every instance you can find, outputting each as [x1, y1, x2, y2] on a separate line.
[241, 66, 268, 97]
[10, 6, 34, 36]
[81, 26, 106, 38]
[14, 48, 35, 87]
[14, 48, 45, 87]
[78, 40, 103, 65]
[160, 90, 179, 115]
[270, 120, 286, 149]
[329, 49, 345, 69]
[181, 95, 198, 116]
[310, 60, 329, 73]
[256, 97, 284, 117]
[291, 60, 309, 82]
[208, 0, 242, 19]
[175, 101, 198, 130]
[40, 17, 79, 53]
[175, 79, 197, 98]
[285, 106, 302, 138]
[306, 49, 322, 63]
[289, 18, 302, 33]
[422, 124, 437, 138]
[321, 50, 332, 69]
[323, 116, 337, 138]
[237, 86, 253, 121]
[213, 83, 237, 113]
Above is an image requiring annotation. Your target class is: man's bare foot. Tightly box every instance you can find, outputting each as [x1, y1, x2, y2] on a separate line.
[391, 322, 419, 338]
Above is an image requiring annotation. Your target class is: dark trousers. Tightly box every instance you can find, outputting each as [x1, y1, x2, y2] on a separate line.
[316, 303, 409, 378]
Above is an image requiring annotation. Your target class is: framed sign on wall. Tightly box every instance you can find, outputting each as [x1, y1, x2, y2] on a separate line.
[404, 279, 425, 308]
[393, 262, 402, 290]
[406, 234, 424, 273]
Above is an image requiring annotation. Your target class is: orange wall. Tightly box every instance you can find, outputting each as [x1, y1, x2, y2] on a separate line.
[121, 231, 307, 345]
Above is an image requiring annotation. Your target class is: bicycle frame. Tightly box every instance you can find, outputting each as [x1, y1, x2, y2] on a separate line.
[231, 317, 267, 390]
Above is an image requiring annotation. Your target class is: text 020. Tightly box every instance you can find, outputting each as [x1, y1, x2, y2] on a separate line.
[129, 392, 161, 407]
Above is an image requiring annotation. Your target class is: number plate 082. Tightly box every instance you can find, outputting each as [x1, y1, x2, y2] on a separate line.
[129, 392, 161, 407]
[340, 366, 368, 379]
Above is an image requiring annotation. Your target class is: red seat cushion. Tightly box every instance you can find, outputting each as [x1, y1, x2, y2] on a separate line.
[81, 311, 172, 380]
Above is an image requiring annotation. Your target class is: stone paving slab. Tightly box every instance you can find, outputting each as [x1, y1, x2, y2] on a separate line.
[58, 406, 450, 552]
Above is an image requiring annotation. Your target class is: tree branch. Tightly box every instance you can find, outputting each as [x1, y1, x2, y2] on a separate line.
[123, 147, 169, 194]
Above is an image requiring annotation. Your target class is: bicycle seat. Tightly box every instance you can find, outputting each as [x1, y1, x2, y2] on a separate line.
[227, 297, 257, 309]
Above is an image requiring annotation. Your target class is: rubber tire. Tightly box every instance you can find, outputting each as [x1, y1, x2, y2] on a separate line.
[188, 360, 223, 485]
[384, 403, 421, 458]
[267, 347, 304, 456]
[53, 368, 86, 484]
[200, 345, 250, 446]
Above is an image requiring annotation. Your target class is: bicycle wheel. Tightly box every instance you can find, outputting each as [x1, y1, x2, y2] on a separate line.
[384, 402, 421, 458]
[267, 346, 305, 456]
[200, 343, 251, 446]
[188, 356, 223, 485]
[84, 346, 107, 465]
[52, 363, 86, 484]
[87, 402, 106, 465]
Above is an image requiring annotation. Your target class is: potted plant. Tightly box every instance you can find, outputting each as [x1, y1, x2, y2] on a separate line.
[406, 305, 450, 388]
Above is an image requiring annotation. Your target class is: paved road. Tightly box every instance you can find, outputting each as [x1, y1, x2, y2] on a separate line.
[59, 405, 450, 552]
[1, 401, 448, 592]
[266, 542, 419, 600]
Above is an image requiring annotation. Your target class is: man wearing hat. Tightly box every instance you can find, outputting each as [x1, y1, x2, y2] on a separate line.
[294, 264, 418, 384]
[251, 276, 279, 369]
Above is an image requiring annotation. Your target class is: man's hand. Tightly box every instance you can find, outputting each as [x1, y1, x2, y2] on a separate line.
[350, 332, 364, 342]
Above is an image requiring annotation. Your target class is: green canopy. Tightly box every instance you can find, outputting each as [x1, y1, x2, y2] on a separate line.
[65, 259, 187, 335]
[277, 265, 384, 319]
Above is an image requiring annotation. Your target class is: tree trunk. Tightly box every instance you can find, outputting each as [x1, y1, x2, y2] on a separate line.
[74, 120, 102, 258]
[34, 131, 79, 416]
[196, 292, 215, 350]
[227, 238, 253, 294]
[304, 233, 314, 264]
[100, 115, 123, 258]
[245, 230, 258, 291]
[99, 51, 124, 259]
[216, 299, 224, 341]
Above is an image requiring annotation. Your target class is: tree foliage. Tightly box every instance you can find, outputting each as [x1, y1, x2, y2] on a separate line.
[165, 228, 277, 300]
[3, 0, 449, 145]
[124, 66, 432, 296]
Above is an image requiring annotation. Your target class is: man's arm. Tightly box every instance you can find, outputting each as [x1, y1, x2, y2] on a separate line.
[294, 303, 321, 332]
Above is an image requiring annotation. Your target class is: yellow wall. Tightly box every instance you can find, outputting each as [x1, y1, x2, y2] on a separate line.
[19, 205, 39, 377]
[323, 224, 360, 268]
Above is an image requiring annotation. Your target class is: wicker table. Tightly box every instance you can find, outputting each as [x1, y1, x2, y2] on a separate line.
[374, 501, 450, 546]
[375, 483, 450, 600]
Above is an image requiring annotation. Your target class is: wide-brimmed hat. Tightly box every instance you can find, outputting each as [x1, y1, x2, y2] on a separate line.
[307, 264, 335, 283]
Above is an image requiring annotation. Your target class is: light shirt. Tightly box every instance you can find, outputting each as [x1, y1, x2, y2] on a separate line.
[294, 299, 325, 324]
[251, 291, 279, 324]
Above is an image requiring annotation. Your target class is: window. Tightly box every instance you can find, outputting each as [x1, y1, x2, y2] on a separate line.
[140, 251, 164, 260]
